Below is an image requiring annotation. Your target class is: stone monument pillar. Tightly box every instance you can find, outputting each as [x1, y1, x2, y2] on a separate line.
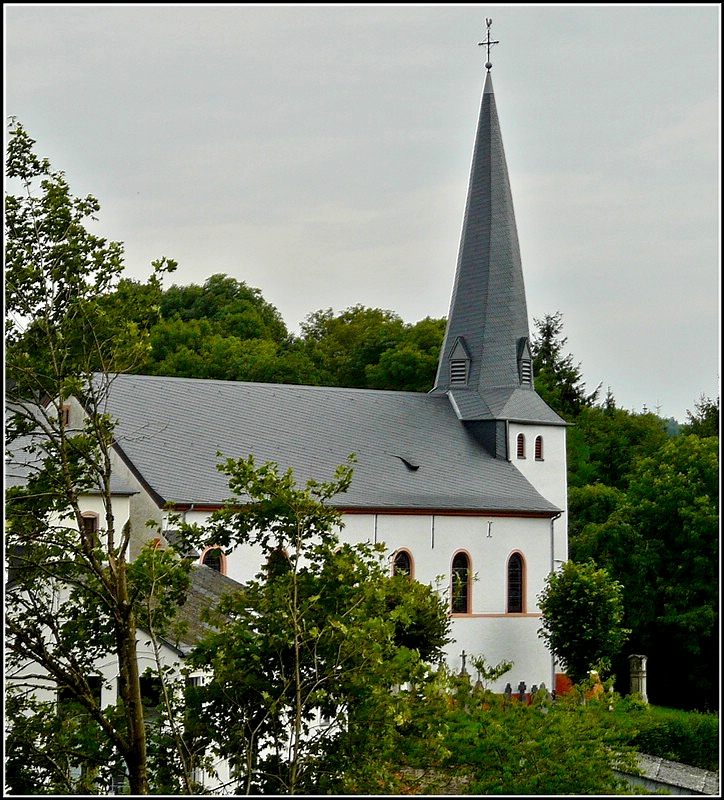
[628, 654, 648, 703]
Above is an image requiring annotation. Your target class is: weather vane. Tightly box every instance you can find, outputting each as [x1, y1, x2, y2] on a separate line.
[478, 18, 499, 72]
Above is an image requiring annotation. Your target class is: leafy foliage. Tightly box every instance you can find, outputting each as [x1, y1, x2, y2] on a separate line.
[567, 404, 671, 490]
[4, 120, 191, 794]
[439, 672, 640, 795]
[571, 435, 719, 710]
[180, 455, 452, 794]
[531, 311, 600, 419]
[538, 560, 630, 684]
[681, 394, 719, 438]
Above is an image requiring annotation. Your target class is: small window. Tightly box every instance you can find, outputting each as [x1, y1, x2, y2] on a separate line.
[267, 547, 291, 580]
[81, 514, 99, 534]
[201, 547, 224, 573]
[507, 553, 524, 613]
[392, 549, 413, 578]
[139, 675, 162, 722]
[516, 433, 526, 459]
[58, 675, 102, 712]
[519, 359, 532, 385]
[451, 552, 471, 614]
[61, 405, 71, 426]
[535, 435, 544, 461]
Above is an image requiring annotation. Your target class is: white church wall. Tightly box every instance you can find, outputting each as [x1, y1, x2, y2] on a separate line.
[508, 421, 569, 566]
[157, 503, 557, 696]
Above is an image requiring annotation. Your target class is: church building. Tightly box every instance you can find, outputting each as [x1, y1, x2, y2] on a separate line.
[86, 32, 569, 694]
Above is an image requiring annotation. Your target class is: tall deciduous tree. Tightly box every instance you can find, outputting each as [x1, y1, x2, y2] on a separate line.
[571, 435, 719, 709]
[180, 455, 452, 794]
[537, 560, 630, 685]
[4, 121, 187, 794]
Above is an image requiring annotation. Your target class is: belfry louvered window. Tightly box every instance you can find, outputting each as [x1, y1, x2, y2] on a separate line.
[450, 359, 468, 385]
[451, 552, 471, 614]
[517, 337, 533, 386]
[449, 338, 470, 385]
[519, 358, 532, 385]
[507, 553, 524, 613]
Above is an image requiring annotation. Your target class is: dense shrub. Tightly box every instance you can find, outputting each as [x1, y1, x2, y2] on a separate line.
[631, 709, 719, 772]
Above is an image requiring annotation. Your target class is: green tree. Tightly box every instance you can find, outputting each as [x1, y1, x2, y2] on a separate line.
[531, 311, 600, 420]
[181, 454, 452, 794]
[365, 316, 446, 392]
[567, 404, 670, 490]
[681, 394, 719, 438]
[573, 435, 719, 709]
[299, 305, 407, 388]
[4, 120, 190, 794]
[537, 560, 630, 685]
[159, 273, 288, 342]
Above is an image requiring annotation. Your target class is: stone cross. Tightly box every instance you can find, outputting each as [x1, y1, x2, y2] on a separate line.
[459, 649, 468, 676]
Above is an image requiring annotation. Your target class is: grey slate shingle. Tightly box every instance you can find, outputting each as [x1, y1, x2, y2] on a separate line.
[104, 373, 560, 515]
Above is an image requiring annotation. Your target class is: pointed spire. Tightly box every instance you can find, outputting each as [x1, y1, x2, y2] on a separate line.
[433, 32, 529, 397]
[432, 25, 562, 434]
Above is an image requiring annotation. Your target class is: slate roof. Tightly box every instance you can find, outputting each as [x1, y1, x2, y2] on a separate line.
[103, 372, 560, 515]
[626, 753, 720, 795]
[162, 564, 245, 653]
[431, 71, 564, 428]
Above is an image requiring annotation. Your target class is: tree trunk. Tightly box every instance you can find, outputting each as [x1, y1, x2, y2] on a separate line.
[115, 572, 149, 794]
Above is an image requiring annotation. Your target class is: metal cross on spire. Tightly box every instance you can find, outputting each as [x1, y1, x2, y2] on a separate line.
[478, 18, 499, 72]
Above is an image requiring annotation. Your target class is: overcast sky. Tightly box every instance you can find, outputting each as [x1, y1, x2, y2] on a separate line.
[4, 4, 720, 422]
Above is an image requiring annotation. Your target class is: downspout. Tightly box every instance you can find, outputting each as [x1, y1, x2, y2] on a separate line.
[549, 510, 562, 689]
[550, 511, 562, 573]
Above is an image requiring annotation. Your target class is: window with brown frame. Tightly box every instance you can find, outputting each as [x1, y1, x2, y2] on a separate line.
[451, 552, 471, 614]
[516, 433, 526, 459]
[202, 547, 223, 573]
[534, 435, 544, 461]
[507, 553, 524, 613]
[392, 549, 412, 577]
[81, 514, 99, 534]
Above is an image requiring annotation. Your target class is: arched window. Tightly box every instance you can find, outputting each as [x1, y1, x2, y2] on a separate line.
[201, 547, 224, 574]
[81, 513, 99, 534]
[535, 435, 544, 461]
[507, 553, 524, 613]
[451, 552, 471, 614]
[392, 549, 413, 578]
[267, 547, 291, 580]
[516, 433, 526, 459]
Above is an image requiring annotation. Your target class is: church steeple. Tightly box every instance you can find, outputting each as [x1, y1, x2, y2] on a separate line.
[432, 22, 563, 441]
